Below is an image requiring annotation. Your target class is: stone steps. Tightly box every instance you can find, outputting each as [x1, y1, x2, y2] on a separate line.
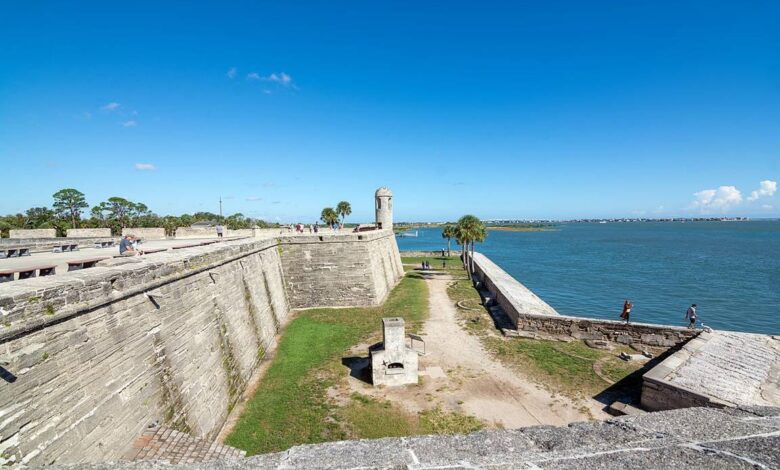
[125, 425, 245, 464]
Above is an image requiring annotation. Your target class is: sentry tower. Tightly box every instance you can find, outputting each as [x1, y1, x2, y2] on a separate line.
[375, 187, 393, 231]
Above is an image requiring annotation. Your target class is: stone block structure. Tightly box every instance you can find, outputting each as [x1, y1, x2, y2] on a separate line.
[123, 228, 167, 240]
[279, 231, 403, 308]
[9, 228, 56, 238]
[67, 228, 112, 237]
[370, 317, 419, 386]
[374, 187, 393, 231]
[642, 330, 780, 411]
[0, 231, 403, 465]
[471, 251, 698, 348]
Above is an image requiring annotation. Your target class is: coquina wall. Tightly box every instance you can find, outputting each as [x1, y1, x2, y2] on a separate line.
[470, 252, 697, 347]
[66, 228, 112, 238]
[280, 230, 404, 308]
[0, 233, 402, 465]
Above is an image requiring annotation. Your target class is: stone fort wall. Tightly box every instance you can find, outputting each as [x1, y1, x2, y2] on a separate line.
[470, 251, 697, 347]
[0, 231, 402, 465]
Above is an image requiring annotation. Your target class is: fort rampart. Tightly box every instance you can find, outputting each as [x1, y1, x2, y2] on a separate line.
[0, 231, 402, 465]
[470, 252, 697, 347]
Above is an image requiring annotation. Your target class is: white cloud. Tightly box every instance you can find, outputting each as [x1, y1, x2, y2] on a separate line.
[747, 180, 777, 201]
[122, 120, 137, 127]
[266, 72, 292, 86]
[134, 163, 156, 171]
[227, 67, 237, 79]
[102, 102, 121, 111]
[691, 185, 743, 213]
[246, 72, 295, 88]
[762, 204, 773, 210]
[246, 196, 262, 202]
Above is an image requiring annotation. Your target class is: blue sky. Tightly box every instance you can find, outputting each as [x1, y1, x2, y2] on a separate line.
[1, 1, 778, 222]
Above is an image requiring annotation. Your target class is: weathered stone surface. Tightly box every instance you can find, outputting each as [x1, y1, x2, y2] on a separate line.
[642, 331, 780, 411]
[0, 233, 403, 466]
[123, 228, 167, 240]
[67, 228, 112, 237]
[280, 231, 403, 308]
[9, 228, 57, 238]
[45, 406, 780, 469]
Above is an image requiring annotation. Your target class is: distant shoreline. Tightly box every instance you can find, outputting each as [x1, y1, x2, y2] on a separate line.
[486, 226, 558, 232]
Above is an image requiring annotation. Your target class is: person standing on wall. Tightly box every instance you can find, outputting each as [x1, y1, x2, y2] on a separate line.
[620, 299, 632, 323]
[685, 304, 697, 329]
[216, 224, 224, 238]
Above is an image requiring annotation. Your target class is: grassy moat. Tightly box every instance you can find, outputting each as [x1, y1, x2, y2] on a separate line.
[226, 255, 646, 455]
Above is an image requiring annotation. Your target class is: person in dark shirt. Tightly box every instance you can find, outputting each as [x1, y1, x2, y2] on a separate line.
[119, 235, 137, 255]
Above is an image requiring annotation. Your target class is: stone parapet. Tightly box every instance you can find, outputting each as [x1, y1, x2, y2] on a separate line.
[122, 227, 167, 240]
[470, 251, 559, 319]
[67, 228, 112, 237]
[470, 252, 697, 347]
[9, 228, 56, 238]
[46, 406, 780, 469]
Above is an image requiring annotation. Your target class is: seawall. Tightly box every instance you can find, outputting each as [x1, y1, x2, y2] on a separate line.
[470, 252, 697, 347]
[0, 231, 402, 465]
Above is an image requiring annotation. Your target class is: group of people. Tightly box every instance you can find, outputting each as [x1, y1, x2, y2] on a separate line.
[620, 299, 699, 329]
[118, 234, 142, 256]
[294, 223, 322, 234]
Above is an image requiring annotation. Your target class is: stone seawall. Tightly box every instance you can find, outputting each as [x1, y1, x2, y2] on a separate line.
[280, 230, 404, 308]
[470, 252, 697, 347]
[0, 233, 403, 465]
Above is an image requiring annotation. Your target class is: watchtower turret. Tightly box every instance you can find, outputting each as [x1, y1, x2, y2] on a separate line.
[375, 187, 393, 231]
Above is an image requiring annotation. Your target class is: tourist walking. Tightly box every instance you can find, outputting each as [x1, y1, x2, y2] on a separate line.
[314, 222, 319, 233]
[620, 299, 632, 323]
[216, 224, 224, 238]
[685, 304, 697, 329]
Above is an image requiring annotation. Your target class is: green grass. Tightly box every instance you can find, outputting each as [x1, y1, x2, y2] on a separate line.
[401, 256, 464, 271]
[485, 337, 642, 396]
[225, 274, 429, 455]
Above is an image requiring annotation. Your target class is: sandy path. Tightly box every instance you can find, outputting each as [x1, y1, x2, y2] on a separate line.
[347, 271, 607, 428]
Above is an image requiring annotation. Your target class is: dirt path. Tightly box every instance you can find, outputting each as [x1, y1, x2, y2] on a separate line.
[347, 271, 607, 428]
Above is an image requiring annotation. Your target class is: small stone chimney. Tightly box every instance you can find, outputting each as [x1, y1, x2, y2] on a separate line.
[370, 317, 419, 386]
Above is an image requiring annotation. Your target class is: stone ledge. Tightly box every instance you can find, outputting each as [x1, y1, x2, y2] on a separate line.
[49, 406, 780, 469]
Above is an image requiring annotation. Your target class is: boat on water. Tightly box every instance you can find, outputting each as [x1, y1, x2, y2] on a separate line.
[397, 230, 419, 237]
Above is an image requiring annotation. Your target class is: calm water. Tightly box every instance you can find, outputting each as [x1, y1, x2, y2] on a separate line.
[397, 222, 780, 335]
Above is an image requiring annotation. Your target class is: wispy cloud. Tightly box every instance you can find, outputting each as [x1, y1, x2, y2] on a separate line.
[246, 71, 296, 89]
[122, 120, 138, 128]
[227, 67, 237, 79]
[246, 196, 262, 202]
[102, 102, 121, 112]
[134, 163, 156, 171]
[266, 72, 293, 87]
[762, 204, 773, 210]
[747, 180, 777, 201]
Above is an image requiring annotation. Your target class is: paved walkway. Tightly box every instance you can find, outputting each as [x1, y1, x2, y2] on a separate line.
[126, 425, 245, 464]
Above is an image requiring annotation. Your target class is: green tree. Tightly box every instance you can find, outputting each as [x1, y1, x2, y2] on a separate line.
[441, 224, 457, 257]
[456, 215, 487, 279]
[320, 207, 339, 228]
[24, 207, 56, 229]
[335, 201, 352, 228]
[52, 188, 89, 229]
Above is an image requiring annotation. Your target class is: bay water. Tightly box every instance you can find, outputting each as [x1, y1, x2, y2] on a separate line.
[397, 221, 780, 335]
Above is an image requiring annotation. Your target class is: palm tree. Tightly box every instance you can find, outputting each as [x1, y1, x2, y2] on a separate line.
[456, 215, 486, 278]
[336, 201, 352, 228]
[320, 207, 339, 229]
[441, 224, 456, 257]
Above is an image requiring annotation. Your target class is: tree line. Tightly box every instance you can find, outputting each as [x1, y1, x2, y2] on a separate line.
[0, 188, 275, 237]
